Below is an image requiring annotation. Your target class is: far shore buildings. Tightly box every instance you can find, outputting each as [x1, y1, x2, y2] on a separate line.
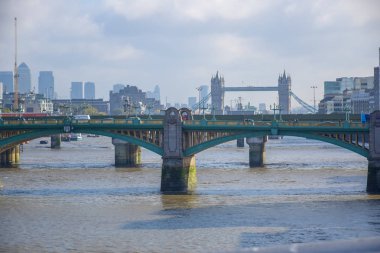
[38, 71, 54, 99]
[318, 48, 380, 114]
[109, 84, 162, 115]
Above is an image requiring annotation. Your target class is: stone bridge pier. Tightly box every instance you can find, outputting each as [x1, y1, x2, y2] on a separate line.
[112, 138, 141, 167]
[0, 146, 20, 167]
[161, 108, 196, 193]
[246, 136, 267, 167]
[51, 135, 61, 149]
[367, 110, 380, 193]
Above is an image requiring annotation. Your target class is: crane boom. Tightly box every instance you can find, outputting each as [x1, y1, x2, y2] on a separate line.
[13, 17, 19, 112]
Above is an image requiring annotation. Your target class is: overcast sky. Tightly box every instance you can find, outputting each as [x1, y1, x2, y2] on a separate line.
[0, 0, 379, 107]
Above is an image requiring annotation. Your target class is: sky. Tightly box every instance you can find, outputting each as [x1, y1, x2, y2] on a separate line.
[0, 0, 379, 108]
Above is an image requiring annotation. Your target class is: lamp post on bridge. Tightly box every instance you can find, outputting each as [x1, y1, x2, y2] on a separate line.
[123, 97, 131, 119]
[146, 104, 153, 119]
[200, 103, 208, 119]
[344, 105, 351, 122]
[311, 86, 317, 112]
[196, 86, 203, 115]
[270, 103, 282, 121]
[133, 102, 140, 118]
[211, 105, 216, 121]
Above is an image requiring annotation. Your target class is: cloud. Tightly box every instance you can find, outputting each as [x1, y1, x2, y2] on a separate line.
[0, 0, 379, 104]
[311, 0, 380, 28]
[105, 0, 274, 21]
[105, 0, 165, 20]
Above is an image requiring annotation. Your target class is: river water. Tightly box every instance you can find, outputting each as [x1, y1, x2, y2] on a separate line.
[0, 136, 380, 252]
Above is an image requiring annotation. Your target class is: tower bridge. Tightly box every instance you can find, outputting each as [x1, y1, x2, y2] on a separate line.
[0, 109, 379, 194]
[193, 71, 317, 114]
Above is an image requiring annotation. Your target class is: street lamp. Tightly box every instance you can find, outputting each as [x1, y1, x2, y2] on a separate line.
[133, 102, 140, 118]
[270, 103, 282, 121]
[196, 86, 203, 114]
[310, 86, 317, 112]
[124, 98, 131, 119]
[146, 104, 153, 119]
[211, 104, 216, 120]
[344, 105, 351, 122]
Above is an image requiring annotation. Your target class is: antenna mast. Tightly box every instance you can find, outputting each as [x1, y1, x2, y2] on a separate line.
[13, 17, 19, 112]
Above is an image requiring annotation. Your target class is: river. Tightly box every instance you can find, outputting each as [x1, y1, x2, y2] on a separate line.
[0, 136, 380, 252]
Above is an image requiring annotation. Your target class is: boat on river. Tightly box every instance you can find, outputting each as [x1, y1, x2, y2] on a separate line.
[70, 133, 83, 141]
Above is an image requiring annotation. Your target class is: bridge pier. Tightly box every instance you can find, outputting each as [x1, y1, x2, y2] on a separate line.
[246, 136, 266, 167]
[161, 155, 196, 193]
[367, 111, 380, 194]
[112, 138, 141, 167]
[237, 138, 245, 147]
[0, 146, 20, 167]
[161, 107, 196, 193]
[51, 135, 61, 149]
[14, 145, 20, 163]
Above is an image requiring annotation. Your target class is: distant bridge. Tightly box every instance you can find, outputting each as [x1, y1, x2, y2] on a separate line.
[193, 71, 317, 114]
[0, 109, 379, 194]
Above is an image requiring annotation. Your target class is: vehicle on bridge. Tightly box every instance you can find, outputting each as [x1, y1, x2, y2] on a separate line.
[73, 115, 91, 121]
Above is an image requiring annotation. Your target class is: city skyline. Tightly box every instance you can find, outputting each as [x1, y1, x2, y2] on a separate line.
[0, 0, 379, 106]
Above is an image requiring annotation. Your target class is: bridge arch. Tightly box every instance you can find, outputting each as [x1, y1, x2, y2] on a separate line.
[78, 130, 163, 156]
[0, 129, 163, 156]
[183, 131, 368, 158]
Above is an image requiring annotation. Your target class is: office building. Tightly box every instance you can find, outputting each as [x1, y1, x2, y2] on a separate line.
[200, 85, 209, 100]
[38, 71, 54, 99]
[18, 62, 31, 94]
[324, 81, 341, 97]
[84, 82, 95, 99]
[113, 84, 125, 93]
[52, 99, 110, 115]
[188, 97, 196, 108]
[109, 84, 161, 115]
[146, 85, 161, 102]
[71, 81, 83, 99]
[259, 103, 266, 113]
[0, 71, 13, 93]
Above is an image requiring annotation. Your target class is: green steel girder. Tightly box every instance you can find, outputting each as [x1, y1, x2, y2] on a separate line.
[0, 127, 164, 156]
[0, 129, 63, 153]
[72, 129, 163, 156]
[183, 124, 368, 133]
[183, 129, 368, 157]
[0, 120, 369, 158]
[70, 123, 163, 131]
[183, 132, 267, 156]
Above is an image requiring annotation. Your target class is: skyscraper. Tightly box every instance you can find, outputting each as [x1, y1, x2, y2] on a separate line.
[71, 82, 83, 99]
[113, 84, 125, 93]
[18, 62, 31, 94]
[0, 71, 13, 93]
[38, 71, 54, 98]
[188, 97, 196, 108]
[200, 85, 209, 99]
[146, 85, 161, 102]
[84, 82, 95, 99]
[153, 85, 160, 102]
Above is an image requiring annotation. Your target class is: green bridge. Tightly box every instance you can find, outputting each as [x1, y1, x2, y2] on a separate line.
[1, 108, 379, 194]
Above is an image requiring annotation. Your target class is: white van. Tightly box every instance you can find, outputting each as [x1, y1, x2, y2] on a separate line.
[73, 115, 91, 121]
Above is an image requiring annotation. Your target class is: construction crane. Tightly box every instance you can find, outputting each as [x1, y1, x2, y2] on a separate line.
[13, 17, 19, 112]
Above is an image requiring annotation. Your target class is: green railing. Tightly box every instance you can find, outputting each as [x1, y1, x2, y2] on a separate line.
[182, 120, 368, 129]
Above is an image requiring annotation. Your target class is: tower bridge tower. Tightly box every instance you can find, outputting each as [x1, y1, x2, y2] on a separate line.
[278, 70, 292, 114]
[211, 71, 225, 114]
